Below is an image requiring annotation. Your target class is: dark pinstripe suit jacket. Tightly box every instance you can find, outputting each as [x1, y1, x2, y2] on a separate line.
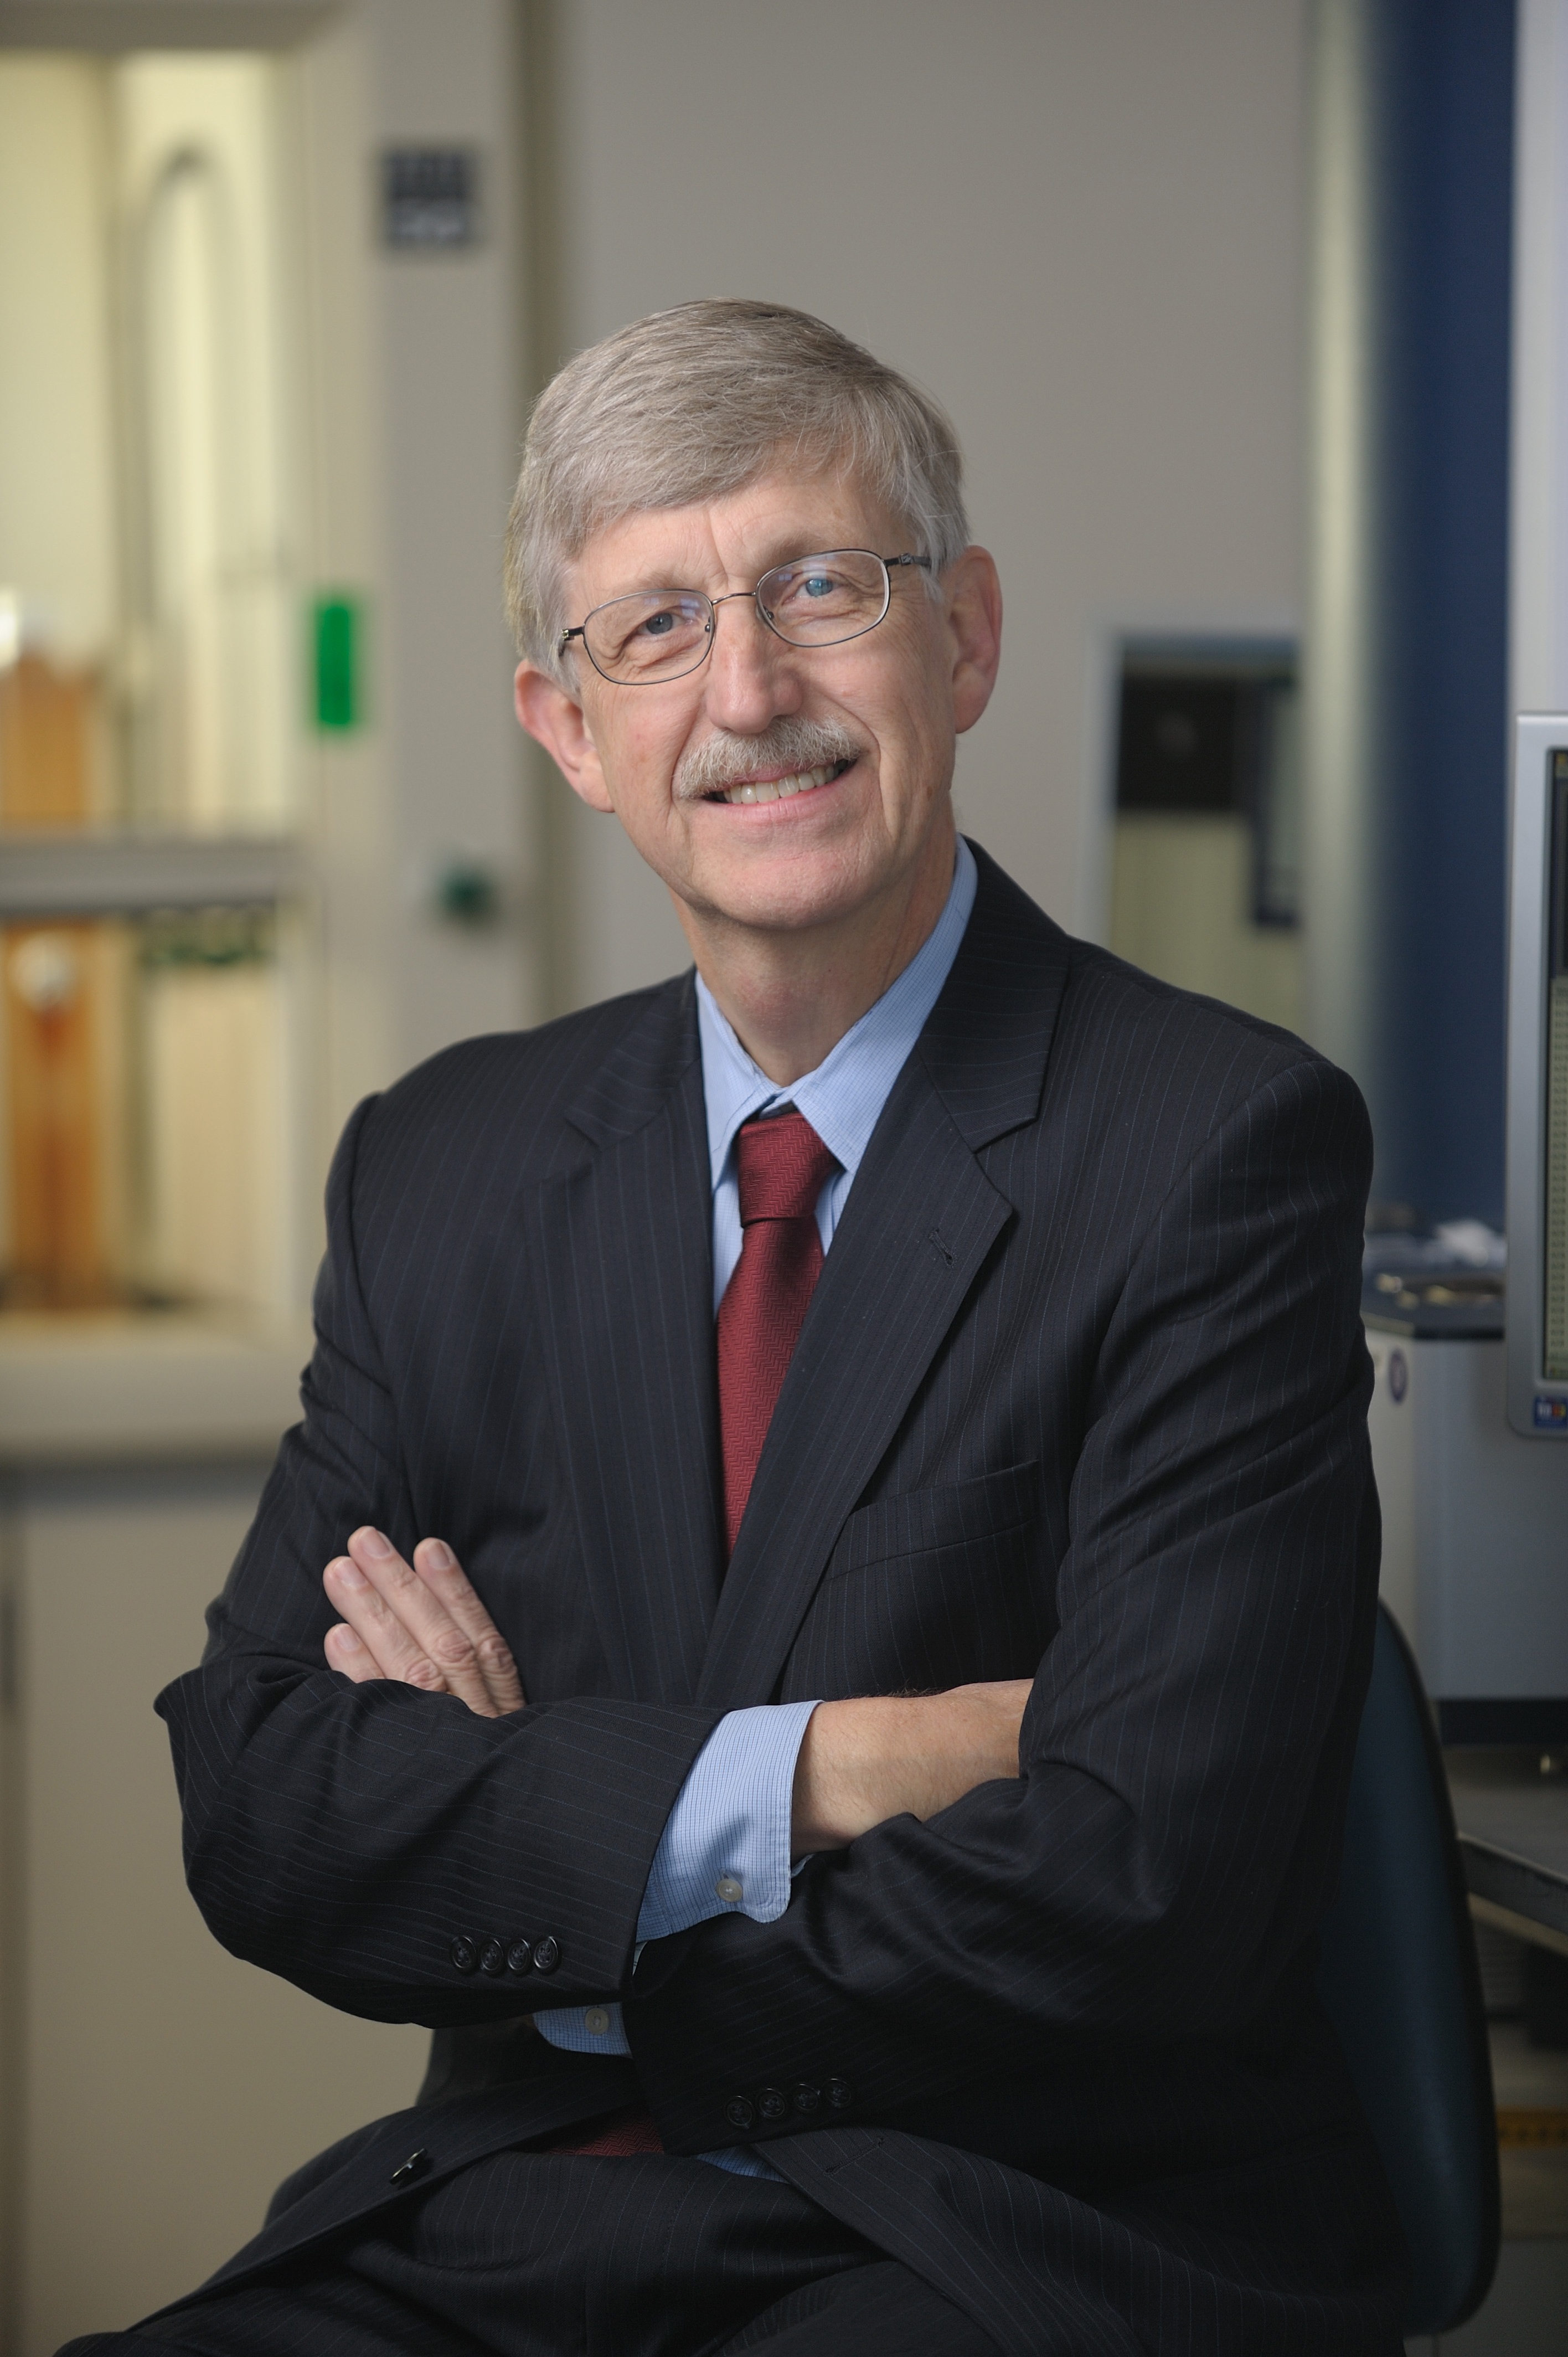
[156, 843, 1405, 2353]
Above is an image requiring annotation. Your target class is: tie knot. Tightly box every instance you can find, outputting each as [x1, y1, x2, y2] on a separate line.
[734, 1109, 837, 1227]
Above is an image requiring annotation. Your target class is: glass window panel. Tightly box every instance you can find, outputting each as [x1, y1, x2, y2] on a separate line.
[0, 909, 287, 1316]
[0, 52, 307, 1321]
[0, 54, 298, 836]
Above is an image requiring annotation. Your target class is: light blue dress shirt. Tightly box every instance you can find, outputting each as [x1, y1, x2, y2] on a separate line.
[534, 837, 978, 2176]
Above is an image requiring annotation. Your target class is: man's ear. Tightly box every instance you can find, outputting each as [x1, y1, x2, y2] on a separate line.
[514, 662, 615, 815]
[943, 547, 1003, 737]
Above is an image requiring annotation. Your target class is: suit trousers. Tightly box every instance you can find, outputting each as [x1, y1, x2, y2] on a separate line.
[56, 2150, 998, 2357]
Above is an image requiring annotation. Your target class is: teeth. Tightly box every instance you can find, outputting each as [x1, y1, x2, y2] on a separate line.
[720, 763, 837, 807]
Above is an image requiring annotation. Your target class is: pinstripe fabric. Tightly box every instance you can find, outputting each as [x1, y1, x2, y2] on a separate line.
[142, 843, 1404, 2354]
[534, 1695, 814, 2091]
[66, 2162, 992, 2355]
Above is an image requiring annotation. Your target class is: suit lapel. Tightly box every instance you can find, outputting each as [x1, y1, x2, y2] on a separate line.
[525, 977, 723, 1705]
[696, 845, 1075, 1707]
[697, 1071, 1012, 1705]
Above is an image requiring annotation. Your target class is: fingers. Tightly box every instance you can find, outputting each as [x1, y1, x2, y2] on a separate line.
[323, 1543, 458, 1699]
[324, 1620, 383, 1682]
[321, 1530, 524, 1717]
[410, 1538, 526, 1713]
[322, 1530, 496, 1716]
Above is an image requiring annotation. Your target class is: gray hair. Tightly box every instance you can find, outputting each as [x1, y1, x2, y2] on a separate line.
[504, 298, 969, 681]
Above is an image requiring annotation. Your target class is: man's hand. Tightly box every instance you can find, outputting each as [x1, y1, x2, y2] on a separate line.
[791, 1680, 1031, 1852]
[321, 1529, 1023, 1832]
[322, 1529, 525, 1717]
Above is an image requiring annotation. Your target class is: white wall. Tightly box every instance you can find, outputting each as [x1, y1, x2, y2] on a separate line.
[547, 0, 1308, 1005]
[287, 0, 540, 1150]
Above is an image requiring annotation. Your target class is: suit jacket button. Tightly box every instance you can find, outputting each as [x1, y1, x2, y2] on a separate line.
[757, 2086, 788, 2122]
[505, 1939, 533, 1975]
[479, 1937, 506, 1975]
[450, 1935, 478, 1974]
[531, 1936, 561, 1974]
[793, 2083, 821, 2114]
[725, 2096, 755, 2131]
[826, 2077, 853, 2111]
[389, 2148, 431, 2185]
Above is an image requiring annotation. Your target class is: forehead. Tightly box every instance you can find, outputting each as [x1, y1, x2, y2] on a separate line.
[569, 469, 904, 603]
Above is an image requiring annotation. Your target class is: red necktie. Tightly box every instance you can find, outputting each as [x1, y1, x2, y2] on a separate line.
[543, 1115, 835, 2162]
[550, 2104, 665, 2156]
[716, 1109, 839, 1559]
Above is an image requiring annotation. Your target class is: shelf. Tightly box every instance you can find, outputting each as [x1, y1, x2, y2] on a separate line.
[0, 1311, 311, 1463]
[0, 3, 340, 50]
[0, 832, 305, 920]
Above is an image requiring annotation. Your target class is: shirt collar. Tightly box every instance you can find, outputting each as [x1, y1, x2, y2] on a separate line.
[696, 835, 978, 1191]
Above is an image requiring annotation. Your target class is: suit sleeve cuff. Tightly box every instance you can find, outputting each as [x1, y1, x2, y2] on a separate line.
[635, 1700, 819, 1943]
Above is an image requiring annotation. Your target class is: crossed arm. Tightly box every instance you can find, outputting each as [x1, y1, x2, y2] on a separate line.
[321, 1526, 1031, 1852]
[162, 1049, 1375, 2109]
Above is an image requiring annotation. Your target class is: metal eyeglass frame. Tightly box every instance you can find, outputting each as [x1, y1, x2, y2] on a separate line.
[556, 550, 932, 685]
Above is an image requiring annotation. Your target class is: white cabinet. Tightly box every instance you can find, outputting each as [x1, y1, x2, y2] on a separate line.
[0, 1326, 432, 2355]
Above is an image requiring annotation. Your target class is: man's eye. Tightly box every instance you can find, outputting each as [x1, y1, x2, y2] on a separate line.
[775, 570, 848, 610]
[641, 609, 678, 638]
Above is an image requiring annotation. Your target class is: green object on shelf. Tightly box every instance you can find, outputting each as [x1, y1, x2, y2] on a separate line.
[313, 594, 361, 730]
[138, 906, 276, 970]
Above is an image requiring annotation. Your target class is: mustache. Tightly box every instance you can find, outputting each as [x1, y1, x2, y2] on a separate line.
[672, 717, 864, 801]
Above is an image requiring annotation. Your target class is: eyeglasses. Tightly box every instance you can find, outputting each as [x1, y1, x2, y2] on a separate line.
[558, 549, 931, 686]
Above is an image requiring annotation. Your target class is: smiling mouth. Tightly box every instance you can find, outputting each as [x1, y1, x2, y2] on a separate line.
[707, 758, 854, 807]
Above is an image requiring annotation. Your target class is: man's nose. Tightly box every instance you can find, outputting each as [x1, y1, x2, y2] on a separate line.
[699, 598, 803, 733]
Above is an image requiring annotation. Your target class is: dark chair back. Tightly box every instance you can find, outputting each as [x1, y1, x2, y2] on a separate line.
[1317, 1603, 1500, 2337]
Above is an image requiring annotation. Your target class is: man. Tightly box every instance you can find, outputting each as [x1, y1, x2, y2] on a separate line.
[69, 300, 1402, 2356]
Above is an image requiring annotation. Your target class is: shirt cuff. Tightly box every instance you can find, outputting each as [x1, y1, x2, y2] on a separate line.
[534, 1701, 818, 2058]
[534, 1999, 631, 2055]
[635, 1699, 820, 1943]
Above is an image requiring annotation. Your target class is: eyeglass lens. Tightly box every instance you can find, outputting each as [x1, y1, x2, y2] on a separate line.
[580, 550, 892, 683]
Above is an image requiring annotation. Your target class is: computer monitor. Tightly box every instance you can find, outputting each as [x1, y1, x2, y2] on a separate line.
[1506, 714, 1568, 1437]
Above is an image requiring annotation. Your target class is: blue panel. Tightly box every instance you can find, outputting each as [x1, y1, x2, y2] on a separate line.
[1353, 0, 1515, 1223]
